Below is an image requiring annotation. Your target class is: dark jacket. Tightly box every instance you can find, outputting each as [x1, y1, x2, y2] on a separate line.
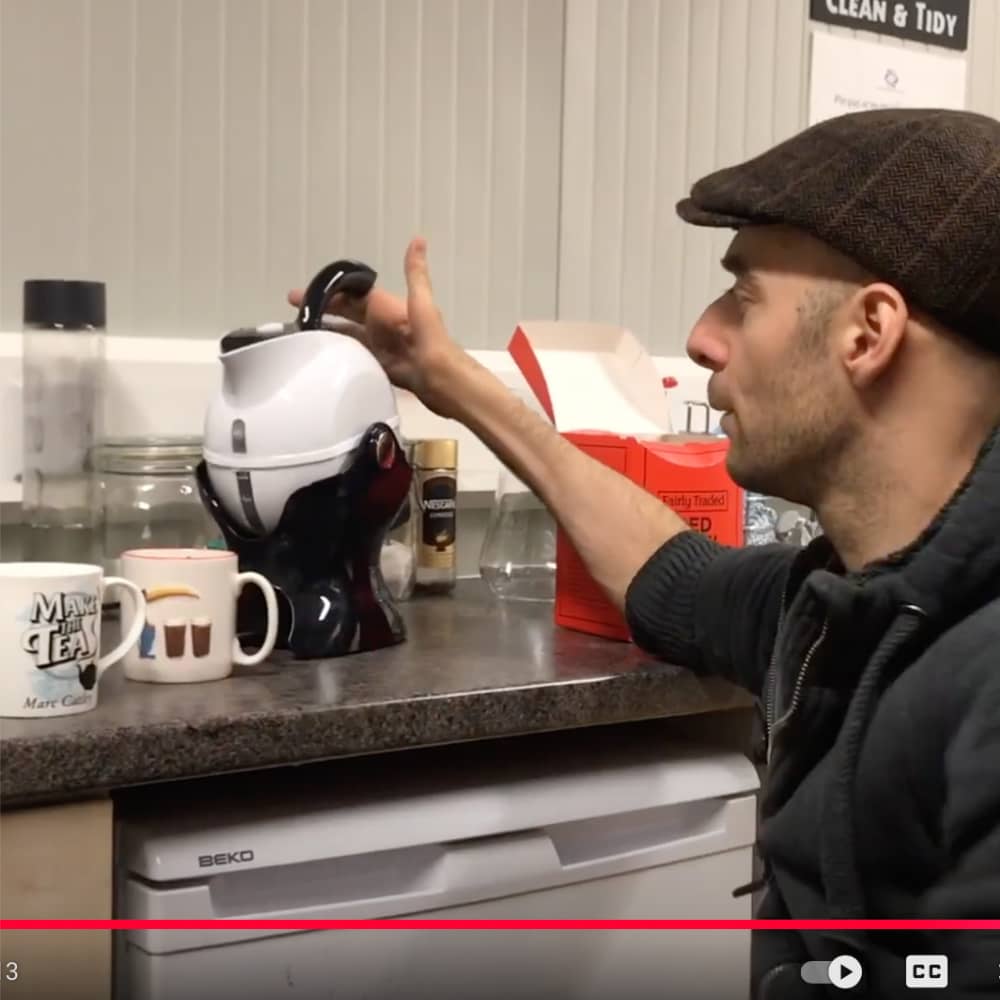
[625, 431, 1000, 998]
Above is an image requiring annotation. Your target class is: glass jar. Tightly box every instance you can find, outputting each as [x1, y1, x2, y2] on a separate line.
[93, 437, 222, 576]
[479, 466, 556, 602]
[380, 441, 417, 602]
[744, 492, 780, 546]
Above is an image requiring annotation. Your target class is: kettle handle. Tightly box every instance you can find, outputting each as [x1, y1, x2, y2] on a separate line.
[296, 259, 378, 330]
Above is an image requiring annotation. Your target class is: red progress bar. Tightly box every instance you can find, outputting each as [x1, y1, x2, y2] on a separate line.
[3, 920, 999, 931]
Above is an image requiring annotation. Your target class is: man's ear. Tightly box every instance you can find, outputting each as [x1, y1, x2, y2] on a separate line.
[838, 283, 910, 389]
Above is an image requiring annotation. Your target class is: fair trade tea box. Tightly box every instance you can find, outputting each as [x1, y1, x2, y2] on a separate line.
[508, 321, 743, 640]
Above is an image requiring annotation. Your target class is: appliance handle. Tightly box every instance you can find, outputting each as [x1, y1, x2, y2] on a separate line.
[296, 260, 377, 330]
[435, 829, 562, 893]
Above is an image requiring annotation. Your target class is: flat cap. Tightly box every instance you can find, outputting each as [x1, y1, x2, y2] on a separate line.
[677, 108, 1000, 350]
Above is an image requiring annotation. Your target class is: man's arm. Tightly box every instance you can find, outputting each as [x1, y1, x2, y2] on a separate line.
[440, 353, 690, 608]
[626, 539, 793, 693]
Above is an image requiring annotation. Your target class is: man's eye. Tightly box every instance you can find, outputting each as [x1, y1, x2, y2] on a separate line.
[725, 287, 749, 312]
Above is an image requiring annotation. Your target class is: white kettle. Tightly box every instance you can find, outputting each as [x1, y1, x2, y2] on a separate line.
[202, 262, 400, 535]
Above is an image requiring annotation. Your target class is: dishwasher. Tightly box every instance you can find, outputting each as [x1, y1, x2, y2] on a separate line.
[115, 729, 759, 1000]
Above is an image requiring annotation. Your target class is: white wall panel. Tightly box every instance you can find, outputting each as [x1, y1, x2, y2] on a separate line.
[222, 0, 268, 329]
[1, 0, 90, 322]
[88, 0, 138, 332]
[968, 0, 999, 116]
[0, 0, 565, 346]
[132, 0, 182, 332]
[179, 0, 226, 334]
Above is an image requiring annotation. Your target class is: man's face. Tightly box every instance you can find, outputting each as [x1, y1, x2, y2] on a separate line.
[686, 226, 855, 504]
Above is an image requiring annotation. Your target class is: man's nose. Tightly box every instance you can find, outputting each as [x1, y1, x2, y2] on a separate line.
[686, 314, 728, 372]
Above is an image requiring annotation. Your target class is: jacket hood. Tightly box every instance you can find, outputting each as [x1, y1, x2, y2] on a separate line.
[794, 424, 1000, 638]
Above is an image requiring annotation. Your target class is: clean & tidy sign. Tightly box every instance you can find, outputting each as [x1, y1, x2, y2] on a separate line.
[809, 0, 970, 50]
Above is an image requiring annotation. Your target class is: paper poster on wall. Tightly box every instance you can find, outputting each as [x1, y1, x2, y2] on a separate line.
[809, 0, 970, 51]
[808, 30, 966, 126]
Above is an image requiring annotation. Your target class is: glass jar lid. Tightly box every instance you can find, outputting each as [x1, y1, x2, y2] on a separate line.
[93, 436, 203, 475]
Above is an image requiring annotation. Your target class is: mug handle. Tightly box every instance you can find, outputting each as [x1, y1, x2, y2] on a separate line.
[98, 578, 148, 672]
[233, 572, 279, 666]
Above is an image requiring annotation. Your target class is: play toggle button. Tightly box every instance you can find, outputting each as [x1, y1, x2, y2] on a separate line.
[801, 955, 863, 989]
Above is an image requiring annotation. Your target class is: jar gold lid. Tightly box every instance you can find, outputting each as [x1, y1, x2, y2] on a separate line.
[413, 438, 457, 469]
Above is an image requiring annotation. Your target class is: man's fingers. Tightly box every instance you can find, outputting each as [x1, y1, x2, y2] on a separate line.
[287, 289, 304, 308]
[405, 237, 433, 303]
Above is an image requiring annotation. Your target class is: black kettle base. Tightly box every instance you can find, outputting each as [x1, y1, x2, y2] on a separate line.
[196, 423, 412, 660]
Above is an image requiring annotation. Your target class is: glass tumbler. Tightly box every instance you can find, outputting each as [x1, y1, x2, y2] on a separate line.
[479, 467, 556, 602]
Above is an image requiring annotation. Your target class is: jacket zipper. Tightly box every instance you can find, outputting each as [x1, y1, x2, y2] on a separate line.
[766, 616, 829, 765]
[763, 601, 786, 743]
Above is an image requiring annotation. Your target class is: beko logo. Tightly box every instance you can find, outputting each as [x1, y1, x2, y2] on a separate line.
[197, 850, 255, 868]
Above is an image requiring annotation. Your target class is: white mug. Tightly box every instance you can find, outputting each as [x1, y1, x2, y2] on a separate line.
[0, 562, 146, 718]
[119, 548, 278, 683]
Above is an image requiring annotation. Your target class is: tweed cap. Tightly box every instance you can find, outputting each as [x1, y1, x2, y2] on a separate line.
[677, 109, 1000, 349]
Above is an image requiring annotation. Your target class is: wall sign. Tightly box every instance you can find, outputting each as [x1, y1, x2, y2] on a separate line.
[809, 0, 970, 51]
[809, 30, 967, 125]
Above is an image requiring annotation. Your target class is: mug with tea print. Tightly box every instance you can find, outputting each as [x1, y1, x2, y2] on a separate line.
[119, 548, 278, 683]
[0, 562, 146, 718]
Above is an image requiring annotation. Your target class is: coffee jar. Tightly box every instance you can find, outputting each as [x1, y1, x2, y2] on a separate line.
[413, 439, 457, 593]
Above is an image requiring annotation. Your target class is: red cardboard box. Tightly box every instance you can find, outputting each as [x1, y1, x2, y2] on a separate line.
[509, 321, 743, 641]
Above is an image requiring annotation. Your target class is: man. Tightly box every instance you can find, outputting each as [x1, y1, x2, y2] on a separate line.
[293, 109, 1000, 997]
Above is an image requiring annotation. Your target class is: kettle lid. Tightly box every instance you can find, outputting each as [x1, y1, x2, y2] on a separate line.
[220, 322, 294, 354]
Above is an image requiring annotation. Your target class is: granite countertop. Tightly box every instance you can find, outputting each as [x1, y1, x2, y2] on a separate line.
[0, 580, 751, 807]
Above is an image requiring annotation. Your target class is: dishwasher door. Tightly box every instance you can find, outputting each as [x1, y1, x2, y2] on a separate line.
[116, 735, 759, 1000]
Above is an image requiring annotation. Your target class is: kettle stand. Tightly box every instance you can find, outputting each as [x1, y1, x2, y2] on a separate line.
[196, 423, 412, 659]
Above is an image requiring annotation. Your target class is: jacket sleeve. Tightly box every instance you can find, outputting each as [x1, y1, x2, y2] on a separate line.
[917, 658, 1000, 996]
[624, 530, 795, 696]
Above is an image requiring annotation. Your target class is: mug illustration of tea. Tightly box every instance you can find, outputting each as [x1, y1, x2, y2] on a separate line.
[137, 585, 201, 660]
[191, 617, 212, 657]
[149, 615, 215, 660]
[120, 549, 277, 684]
[163, 618, 188, 658]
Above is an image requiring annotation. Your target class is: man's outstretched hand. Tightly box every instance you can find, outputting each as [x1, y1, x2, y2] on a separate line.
[287, 238, 470, 417]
